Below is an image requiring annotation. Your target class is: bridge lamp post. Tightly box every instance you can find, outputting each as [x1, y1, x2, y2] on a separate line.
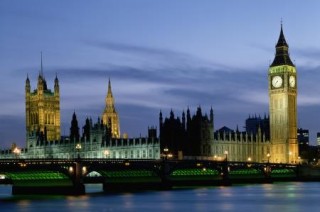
[224, 151, 228, 162]
[267, 153, 271, 164]
[76, 143, 82, 159]
[247, 157, 252, 168]
[265, 153, 271, 179]
[163, 147, 169, 160]
[13, 147, 21, 159]
[69, 166, 74, 173]
[289, 151, 292, 164]
[104, 150, 110, 159]
[298, 156, 301, 165]
[82, 166, 87, 175]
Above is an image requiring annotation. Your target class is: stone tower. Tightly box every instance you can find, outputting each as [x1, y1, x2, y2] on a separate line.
[102, 78, 120, 138]
[70, 112, 80, 142]
[268, 25, 298, 163]
[25, 54, 61, 143]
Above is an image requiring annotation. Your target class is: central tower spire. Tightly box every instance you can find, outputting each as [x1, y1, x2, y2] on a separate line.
[102, 78, 120, 138]
[106, 78, 114, 108]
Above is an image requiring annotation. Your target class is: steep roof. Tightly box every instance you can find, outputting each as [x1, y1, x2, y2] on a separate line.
[270, 24, 294, 67]
[275, 25, 288, 48]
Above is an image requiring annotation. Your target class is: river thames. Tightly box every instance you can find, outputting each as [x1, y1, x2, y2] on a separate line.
[0, 182, 319, 211]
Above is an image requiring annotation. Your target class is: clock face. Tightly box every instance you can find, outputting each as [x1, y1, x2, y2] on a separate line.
[272, 76, 283, 88]
[289, 76, 295, 87]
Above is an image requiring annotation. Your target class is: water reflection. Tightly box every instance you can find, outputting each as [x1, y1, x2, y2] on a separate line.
[0, 182, 319, 211]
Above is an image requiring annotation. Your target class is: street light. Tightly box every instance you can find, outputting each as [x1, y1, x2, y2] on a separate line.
[76, 143, 81, 159]
[163, 147, 169, 160]
[247, 157, 252, 168]
[104, 150, 110, 159]
[224, 150, 228, 162]
[289, 151, 292, 163]
[13, 147, 21, 159]
[267, 153, 271, 163]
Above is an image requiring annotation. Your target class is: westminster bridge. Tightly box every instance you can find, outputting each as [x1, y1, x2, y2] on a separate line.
[0, 158, 320, 195]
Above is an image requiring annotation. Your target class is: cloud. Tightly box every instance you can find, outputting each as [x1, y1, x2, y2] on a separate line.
[247, 42, 273, 54]
[85, 40, 239, 72]
[295, 48, 320, 60]
[86, 41, 188, 58]
[51, 63, 268, 112]
[289, 48, 320, 68]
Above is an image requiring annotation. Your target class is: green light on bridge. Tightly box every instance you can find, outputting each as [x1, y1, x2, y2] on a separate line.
[172, 168, 219, 176]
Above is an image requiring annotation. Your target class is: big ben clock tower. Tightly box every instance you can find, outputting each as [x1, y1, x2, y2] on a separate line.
[269, 24, 298, 163]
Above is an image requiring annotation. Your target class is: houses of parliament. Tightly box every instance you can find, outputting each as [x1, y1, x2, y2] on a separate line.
[0, 26, 299, 164]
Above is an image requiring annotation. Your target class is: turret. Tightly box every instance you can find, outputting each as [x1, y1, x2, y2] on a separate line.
[182, 111, 186, 130]
[196, 106, 202, 117]
[159, 110, 163, 129]
[25, 74, 31, 138]
[25, 74, 30, 93]
[187, 107, 191, 122]
[54, 73, 59, 95]
[70, 112, 80, 142]
[82, 117, 91, 141]
[210, 107, 214, 124]
[170, 109, 174, 119]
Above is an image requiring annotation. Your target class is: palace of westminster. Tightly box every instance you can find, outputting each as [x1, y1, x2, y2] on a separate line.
[0, 26, 302, 164]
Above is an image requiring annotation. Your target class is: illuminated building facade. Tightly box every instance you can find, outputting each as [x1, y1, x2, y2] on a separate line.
[3, 77, 159, 160]
[18, 119, 159, 159]
[268, 25, 298, 163]
[25, 56, 60, 144]
[0, 26, 299, 163]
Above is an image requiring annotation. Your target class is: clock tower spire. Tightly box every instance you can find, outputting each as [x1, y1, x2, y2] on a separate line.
[268, 24, 298, 163]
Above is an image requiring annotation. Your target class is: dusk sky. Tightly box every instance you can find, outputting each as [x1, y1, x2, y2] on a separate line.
[1, 0, 320, 148]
